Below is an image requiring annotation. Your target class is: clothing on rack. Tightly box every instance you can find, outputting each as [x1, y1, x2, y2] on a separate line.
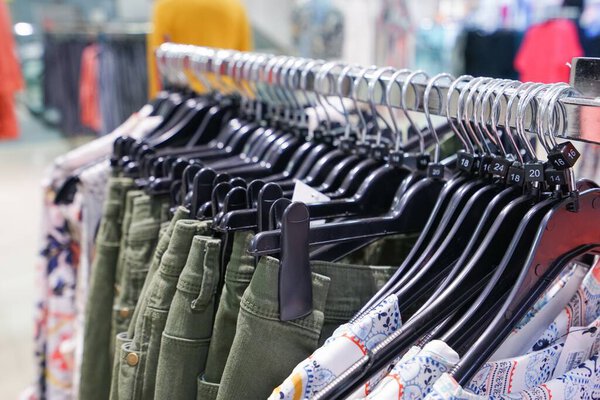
[80, 44, 102, 133]
[515, 19, 584, 83]
[0, 1, 24, 140]
[462, 29, 521, 80]
[29, 43, 600, 400]
[26, 108, 159, 400]
[43, 33, 149, 136]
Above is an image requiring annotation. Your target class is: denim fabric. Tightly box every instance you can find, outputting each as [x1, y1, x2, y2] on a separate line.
[154, 235, 221, 400]
[112, 195, 165, 345]
[114, 191, 145, 293]
[202, 231, 255, 387]
[117, 218, 212, 400]
[109, 206, 189, 400]
[215, 256, 401, 400]
[128, 207, 190, 339]
[79, 177, 134, 400]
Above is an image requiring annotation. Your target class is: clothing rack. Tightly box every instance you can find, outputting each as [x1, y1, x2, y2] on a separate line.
[156, 42, 600, 146]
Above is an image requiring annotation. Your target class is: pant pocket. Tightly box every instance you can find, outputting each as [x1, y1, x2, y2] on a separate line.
[117, 342, 144, 400]
[155, 333, 211, 400]
[196, 376, 220, 400]
[110, 332, 131, 400]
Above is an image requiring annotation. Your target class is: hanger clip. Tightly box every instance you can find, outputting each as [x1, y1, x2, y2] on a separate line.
[507, 162, 525, 187]
[547, 141, 580, 170]
[427, 163, 444, 179]
[524, 162, 545, 184]
[457, 150, 476, 173]
[490, 156, 511, 180]
[417, 154, 431, 170]
[388, 150, 405, 168]
[279, 202, 313, 321]
[370, 144, 389, 161]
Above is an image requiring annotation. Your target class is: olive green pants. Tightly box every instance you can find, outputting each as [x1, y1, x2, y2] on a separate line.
[79, 177, 134, 400]
[114, 190, 145, 297]
[116, 219, 212, 400]
[196, 233, 416, 400]
[212, 256, 403, 400]
[154, 235, 221, 400]
[109, 207, 189, 400]
[201, 231, 255, 389]
[112, 194, 168, 347]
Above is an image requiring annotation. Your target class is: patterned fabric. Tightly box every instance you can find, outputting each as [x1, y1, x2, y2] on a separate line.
[467, 262, 600, 396]
[26, 110, 155, 400]
[366, 340, 460, 399]
[512, 264, 578, 332]
[32, 186, 83, 400]
[491, 263, 586, 361]
[468, 343, 566, 396]
[269, 294, 402, 400]
[425, 355, 600, 400]
[528, 264, 600, 353]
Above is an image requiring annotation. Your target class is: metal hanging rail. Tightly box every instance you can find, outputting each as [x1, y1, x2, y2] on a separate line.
[156, 43, 600, 145]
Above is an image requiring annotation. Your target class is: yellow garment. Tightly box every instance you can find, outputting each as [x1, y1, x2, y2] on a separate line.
[147, 0, 252, 97]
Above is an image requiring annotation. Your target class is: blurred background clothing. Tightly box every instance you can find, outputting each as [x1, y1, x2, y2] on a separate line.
[0, 0, 24, 140]
[147, 0, 253, 97]
[8, 0, 600, 139]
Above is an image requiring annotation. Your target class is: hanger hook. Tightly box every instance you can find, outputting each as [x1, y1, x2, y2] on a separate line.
[288, 58, 312, 127]
[399, 70, 430, 154]
[279, 57, 300, 110]
[351, 65, 379, 143]
[424, 73, 455, 162]
[315, 61, 347, 132]
[272, 56, 294, 109]
[447, 75, 475, 154]
[262, 56, 285, 108]
[464, 77, 494, 155]
[491, 81, 527, 163]
[299, 59, 326, 139]
[316, 62, 349, 121]
[367, 66, 396, 146]
[191, 47, 214, 93]
[384, 69, 411, 152]
[540, 84, 578, 150]
[516, 83, 549, 162]
[336, 64, 361, 139]
[456, 77, 487, 154]
[478, 79, 513, 158]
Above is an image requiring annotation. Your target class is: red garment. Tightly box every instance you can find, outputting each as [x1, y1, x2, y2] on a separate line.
[515, 19, 584, 83]
[0, 2, 23, 94]
[79, 44, 101, 133]
[0, 2, 23, 140]
[0, 92, 18, 139]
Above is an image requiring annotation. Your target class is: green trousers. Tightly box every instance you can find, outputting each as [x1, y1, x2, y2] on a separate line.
[79, 177, 134, 400]
[116, 219, 211, 400]
[200, 231, 255, 393]
[109, 206, 189, 400]
[154, 235, 221, 400]
[112, 194, 167, 347]
[214, 256, 403, 400]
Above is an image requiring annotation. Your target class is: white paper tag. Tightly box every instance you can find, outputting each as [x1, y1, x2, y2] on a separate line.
[292, 180, 331, 226]
[552, 323, 599, 378]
